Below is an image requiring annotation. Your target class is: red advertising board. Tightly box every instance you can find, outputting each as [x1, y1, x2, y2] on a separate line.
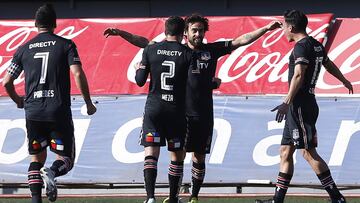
[2, 14, 356, 96]
[317, 18, 360, 94]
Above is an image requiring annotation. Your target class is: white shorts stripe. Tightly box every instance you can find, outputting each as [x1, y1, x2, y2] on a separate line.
[297, 107, 308, 148]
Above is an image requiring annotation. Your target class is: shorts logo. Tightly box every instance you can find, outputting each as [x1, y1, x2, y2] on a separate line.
[145, 132, 160, 143]
[51, 139, 64, 151]
[168, 139, 181, 149]
[32, 139, 47, 150]
[32, 140, 40, 150]
[292, 129, 300, 140]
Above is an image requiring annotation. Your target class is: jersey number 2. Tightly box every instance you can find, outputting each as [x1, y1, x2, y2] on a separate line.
[161, 61, 175, 91]
[34, 52, 50, 84]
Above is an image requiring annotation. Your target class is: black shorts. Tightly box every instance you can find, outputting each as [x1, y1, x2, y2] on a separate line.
[26, 118, 75, 158]
[139, 108, 186, 151]
[281, 99, 318, 149]
[185, 115, 214, 154]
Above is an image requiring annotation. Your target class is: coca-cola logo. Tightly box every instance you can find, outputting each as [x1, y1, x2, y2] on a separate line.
[125, 20, 359, 93]
[0, 22, 88, 85]
[317, 32, 360, 90]
[218, 24, 329, 83]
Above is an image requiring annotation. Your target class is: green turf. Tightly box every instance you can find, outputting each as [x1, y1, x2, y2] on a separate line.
[0, 197, 359, 203]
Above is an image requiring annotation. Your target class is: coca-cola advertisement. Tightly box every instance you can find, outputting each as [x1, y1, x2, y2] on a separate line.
[317, 18, 360, 94]
[1, 14, 357, 96]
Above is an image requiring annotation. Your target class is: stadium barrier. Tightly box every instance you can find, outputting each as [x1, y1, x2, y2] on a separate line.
[0, 96, 359, 187]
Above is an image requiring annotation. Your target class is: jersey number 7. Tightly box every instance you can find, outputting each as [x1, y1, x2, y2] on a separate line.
[34, 52, 50, 84]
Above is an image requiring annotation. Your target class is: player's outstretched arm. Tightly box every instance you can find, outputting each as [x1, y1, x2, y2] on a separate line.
[70, 64, 97, 115]
[2, 73, 23, 108]
[103, 28, 150, 48]
[323, 59, 353, 94]
[230, 21, 282, 50]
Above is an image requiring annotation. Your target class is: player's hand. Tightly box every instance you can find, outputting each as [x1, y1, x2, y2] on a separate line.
[343, 80, 353, 94]
[16, 96, 24, 109]
[212, 77, 222, 89]
[86, 102, 97, 115]
[134, 62, 146, 71]
[271, 102, 289, 123]
[134, 62, 141, 70]
[103, 28, 120, 38]
[266, 21, 282, 31]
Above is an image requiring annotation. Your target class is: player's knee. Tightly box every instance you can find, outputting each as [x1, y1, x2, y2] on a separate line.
[192, 153, 206, 163]
[31, 150, 47, 164]
[171, 150, 185, 162]
[300, 148, 316, 162]
[279, 146, 293, 161]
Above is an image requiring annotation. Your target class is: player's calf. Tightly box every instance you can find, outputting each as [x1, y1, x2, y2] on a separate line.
[28, 162, 44, 203]
[50, 156, 73, 177]
[144, 156, 158, 201]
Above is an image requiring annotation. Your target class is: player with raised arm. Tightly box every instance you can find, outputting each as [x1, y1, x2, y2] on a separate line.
[182, 17, 281, 202]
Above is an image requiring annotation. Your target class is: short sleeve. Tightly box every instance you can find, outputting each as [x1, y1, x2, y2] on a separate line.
[135, 46, 150, 86]
[140, 45, 150, 67]
[67, 41, 82, 66]
[211, 41, 232, 58]
[7, 49, 23, 79]
[293, 43, 309, 66]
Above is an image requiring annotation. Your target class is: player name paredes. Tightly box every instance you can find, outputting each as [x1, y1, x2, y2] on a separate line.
[29, 41, 56, 49]
[157, 49, 182, 56]
[33, 90, 55, 99]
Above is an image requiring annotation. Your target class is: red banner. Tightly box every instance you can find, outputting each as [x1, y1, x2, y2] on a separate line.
[316, 18, 360, 94]
[2, 14, 356, 96]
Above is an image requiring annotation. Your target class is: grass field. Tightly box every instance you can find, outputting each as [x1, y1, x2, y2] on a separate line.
[0, 197, 359, 203]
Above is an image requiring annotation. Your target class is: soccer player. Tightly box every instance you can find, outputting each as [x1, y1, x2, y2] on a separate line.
[182, 14, 281, 203]
[105, 14, 281, 203]
[135, 16, 195, 203]
[2, 4, 97, 203]
[255, 10, 352, 203]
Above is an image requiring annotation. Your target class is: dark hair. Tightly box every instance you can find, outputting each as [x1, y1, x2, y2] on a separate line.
[283, 10, 308, 32]
[165, 16, 185, 36]
[184, 13, 209, 32]
[35, 4, 57, 28]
